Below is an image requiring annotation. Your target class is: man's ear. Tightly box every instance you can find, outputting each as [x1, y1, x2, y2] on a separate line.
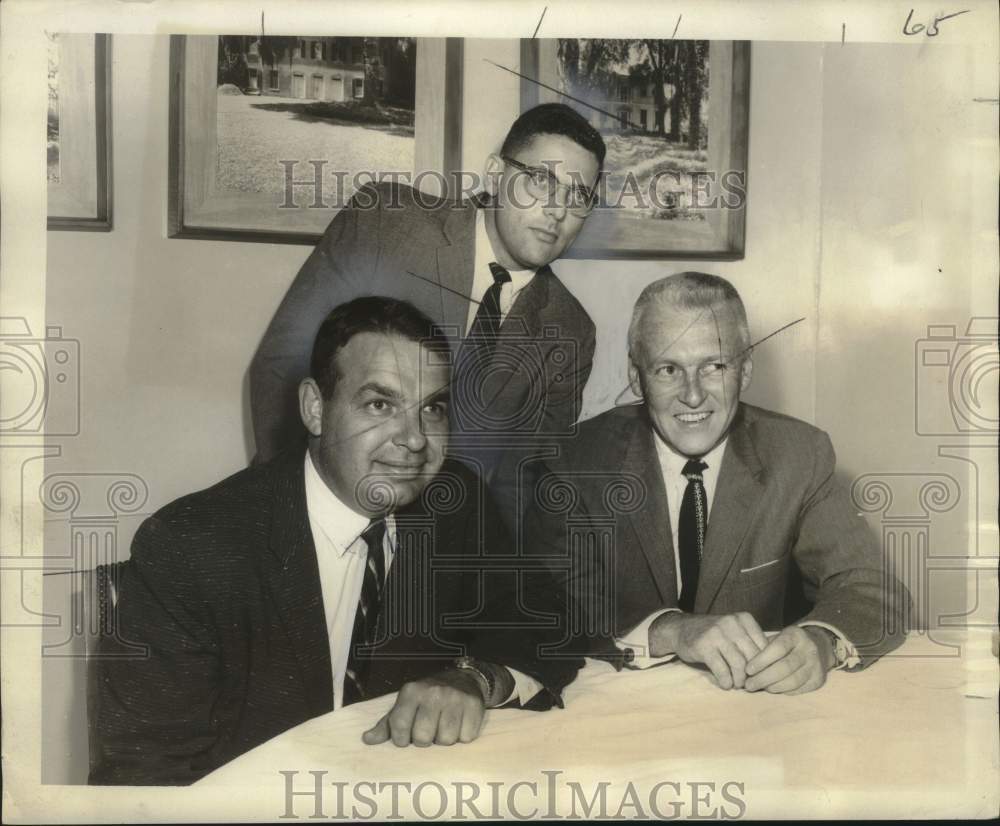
[739, 353, 753, 393]
[484, 153, 503, 198]
[627, 356, 644, 400]
[299, 378, 324, 438]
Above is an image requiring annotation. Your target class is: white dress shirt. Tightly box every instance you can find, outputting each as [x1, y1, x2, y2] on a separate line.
[303, 452, 543, 706]
[465, 208, 538, 335]
[615, 434, 859, 670]
[304, 451, 398, 710]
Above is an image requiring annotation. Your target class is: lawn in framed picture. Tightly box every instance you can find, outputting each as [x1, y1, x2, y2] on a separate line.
[47, 33, 113, 231]
[169, 35, 462, 243]
[520, 39, 749, 259]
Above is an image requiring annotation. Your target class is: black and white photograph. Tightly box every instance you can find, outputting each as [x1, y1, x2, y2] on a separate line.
[522, 38, 748, 257]
[173, 34, 424, 239]
[44, 32, 113, 230]
[1, 0, 997, 821]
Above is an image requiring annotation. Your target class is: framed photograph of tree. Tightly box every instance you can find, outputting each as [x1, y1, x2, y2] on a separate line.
[168, 35, 462, 243]
[47, 33, 113, 231]
[520, 39, 749, 260]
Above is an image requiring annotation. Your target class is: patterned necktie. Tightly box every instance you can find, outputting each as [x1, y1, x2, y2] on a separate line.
[342, 518, 387, 707]
[677, 459, 708, 613]
[468, 262, 512, 352]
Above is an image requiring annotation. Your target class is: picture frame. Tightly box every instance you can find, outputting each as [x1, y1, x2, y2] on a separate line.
[519, 39, 749, 260]
[168, 35, 463, 244]
[47, 33, 113, 231]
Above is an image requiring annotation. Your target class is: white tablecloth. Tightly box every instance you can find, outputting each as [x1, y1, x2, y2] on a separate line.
[197, 630, 999, 819]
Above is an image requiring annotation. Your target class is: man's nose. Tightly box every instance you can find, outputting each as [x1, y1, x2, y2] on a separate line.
[393, 407, 428, 452]
[543, 191, 568, 220]
[680, 372, 707, 407]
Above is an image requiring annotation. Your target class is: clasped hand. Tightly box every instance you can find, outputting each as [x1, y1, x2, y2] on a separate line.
[656, 612, 834, 694]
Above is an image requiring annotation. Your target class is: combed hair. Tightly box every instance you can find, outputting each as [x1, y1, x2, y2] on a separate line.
[310, 296, 451, 399]
[500, 103, 607, 170]
[627, 272, 751, 362]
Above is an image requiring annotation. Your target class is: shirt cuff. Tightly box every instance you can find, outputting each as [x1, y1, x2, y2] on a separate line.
[798, 620, 862, 670]
[615, 608, 681, 670]
[498, 667, 544, 706]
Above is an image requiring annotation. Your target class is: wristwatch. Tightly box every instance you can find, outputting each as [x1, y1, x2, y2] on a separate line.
[809, 626, 850, 669]
[453, 656, 495, 705]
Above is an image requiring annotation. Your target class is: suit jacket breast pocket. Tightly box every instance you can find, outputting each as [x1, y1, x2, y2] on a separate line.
[734, 555, 789, 591]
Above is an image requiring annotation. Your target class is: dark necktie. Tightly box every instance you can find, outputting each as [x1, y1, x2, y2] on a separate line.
[342, 518, 387, 707]
[468, 262, 512, 352]
[677, 459, 708, 612]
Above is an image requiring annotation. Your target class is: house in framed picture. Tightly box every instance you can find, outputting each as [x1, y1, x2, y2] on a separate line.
[172, 35, 458, 242]
[559, 41, 709, 145]
[583, 73, 672, 133]
[522, 38, 742, 259]
[218, 36, 415, 103]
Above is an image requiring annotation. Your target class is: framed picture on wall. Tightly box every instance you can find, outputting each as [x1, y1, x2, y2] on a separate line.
[47, 33, 113, 231]
[168, 35, 463, 244]
[519, 39, 749, 260]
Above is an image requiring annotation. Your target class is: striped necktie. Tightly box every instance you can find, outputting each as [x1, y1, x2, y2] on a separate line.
[678, 459, 708, 613]
[342, 518, 387, 706]
[469, 262, 512, 351]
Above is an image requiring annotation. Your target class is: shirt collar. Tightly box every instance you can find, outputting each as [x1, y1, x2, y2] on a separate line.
[476, 208, 538, 292]
[653, 430, 729, 480]
[303, 451, 376, 557]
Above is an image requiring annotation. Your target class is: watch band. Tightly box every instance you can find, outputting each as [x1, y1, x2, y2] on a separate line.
[453, 656, 495, 705]
[809, 626, 849, 669]
[831, 633, 850, 669]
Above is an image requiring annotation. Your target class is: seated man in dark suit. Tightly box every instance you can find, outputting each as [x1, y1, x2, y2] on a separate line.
[91, 297, 576, 785]
[250, 103, 605, 533]
[525, 272, 911, 694]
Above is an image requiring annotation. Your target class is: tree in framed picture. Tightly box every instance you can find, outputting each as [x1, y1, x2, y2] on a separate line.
[46, 33, 113, 231]
[520, 39, 749, 260]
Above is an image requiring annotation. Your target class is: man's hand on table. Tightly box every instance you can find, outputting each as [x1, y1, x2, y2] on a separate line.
[744, 625, 835, 694]
[650, 611, 768, 689]
[362, 664, 514, 747]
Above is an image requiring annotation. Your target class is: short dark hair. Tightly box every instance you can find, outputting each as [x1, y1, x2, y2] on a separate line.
[500, 103, 607, 170]
[310, 296, 451, 399]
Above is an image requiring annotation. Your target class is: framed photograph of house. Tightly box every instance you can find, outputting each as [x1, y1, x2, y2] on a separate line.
[520, 39, 749, 259]
[168, 35, 462, 243]
[47, 33, 113, 231]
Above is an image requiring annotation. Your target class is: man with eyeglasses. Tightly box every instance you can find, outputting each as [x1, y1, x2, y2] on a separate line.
[250, 103, 605, 533]
[521, 272, 910, 694]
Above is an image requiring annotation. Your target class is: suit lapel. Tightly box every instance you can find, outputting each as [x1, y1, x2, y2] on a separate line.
[262, 455, 334, 716]
[477, 266, 551, 415]
[695, 407, 765, 611]
[622, 414, 678, 603]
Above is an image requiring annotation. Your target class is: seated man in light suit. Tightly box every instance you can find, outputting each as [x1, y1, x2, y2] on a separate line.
[92, 297, 574, 785]
[524, 272, 910, 694]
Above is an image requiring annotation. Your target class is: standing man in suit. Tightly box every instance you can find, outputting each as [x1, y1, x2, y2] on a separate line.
[525, 272, 910, 694]
[92, 297, 576, 786]
[250, 103, 604, 532]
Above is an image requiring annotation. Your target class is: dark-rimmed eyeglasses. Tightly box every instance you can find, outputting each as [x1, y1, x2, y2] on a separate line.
[501, 156, 598, 216]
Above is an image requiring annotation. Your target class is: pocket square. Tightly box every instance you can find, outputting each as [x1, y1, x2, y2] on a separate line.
[739, 558, 782, 574]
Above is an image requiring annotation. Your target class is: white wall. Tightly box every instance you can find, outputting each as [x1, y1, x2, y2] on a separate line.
[815, 42, 999, 628]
